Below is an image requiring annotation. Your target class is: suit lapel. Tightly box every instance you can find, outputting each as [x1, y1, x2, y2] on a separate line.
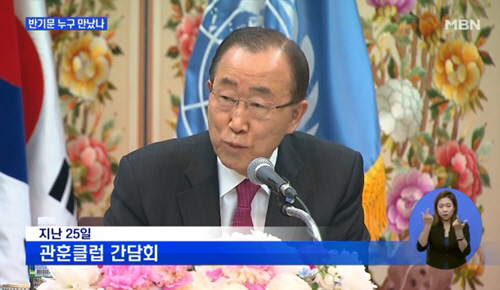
[176, 133, 221, 226]
[175, 133, 311, 228]
[265, 134, 310, 228]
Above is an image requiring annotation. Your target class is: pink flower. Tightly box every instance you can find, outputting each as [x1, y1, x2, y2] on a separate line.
[176, 12, 203, 71]
[149, 266, 193, 289]
[68, 135, 112, 201]
[388, 169, 434, 234]
[436, 141, 482, 202]
[384, 265, 453, 290]
[100, 265, 154, 289]
[196, 266, 275, 289]
[367, 0, 416, 14]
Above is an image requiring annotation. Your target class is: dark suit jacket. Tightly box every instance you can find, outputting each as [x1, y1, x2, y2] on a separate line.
[104, 131, 370, 241]
[417, 222, 471, 269]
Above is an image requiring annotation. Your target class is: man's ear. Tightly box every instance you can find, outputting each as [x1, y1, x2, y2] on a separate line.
[207, 80, 213, 91]
[287, 100, 309, 134]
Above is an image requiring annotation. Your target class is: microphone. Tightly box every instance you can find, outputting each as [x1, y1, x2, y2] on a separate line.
[247, 157, 298, 201]
[248, 157, 322, 241]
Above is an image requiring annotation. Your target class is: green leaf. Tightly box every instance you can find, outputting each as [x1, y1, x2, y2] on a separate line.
[407, 146, 415, 167]
[47, 0, 62, 7]
[443, 105, 454, 124]
[311, 282, 319, 290]
[408, 66, 427, 78]
[107, 134, 122, 149]
[440, 5, 450, 21]
[424, 155, 436, 165]
[72, 101, 83, 121]
[381, 133, 389, 146]
[81, 0, 91, 15]
[479, 50, 495, 65]
[427, 88, 445, 100]
[476, 140, 492, 159]
[380, 23, 399, 36]
[399, 13, 417, 24]
[170, 94, 181, 107]
[393, 158, 406, 173]
[462, 29, 469, 41]
[171, 0, 181, 5]
[416, 132, 434, 147]
[107, 81, 117, 90]
[59, 86, 72, 96]
[430, 100, 449, 120]
[414, 17, 422, 38]
[97, 94, 105, 105]
[437, 127, 450, 140]
[166, 46, 180, 58]
[108, 17, 123, 31]
[452, 271, 461, 284]
[88, 0, 97, 13]
[99, 0, 117, 10]
[469, 0, 488, 18]
[361, 16, 372, 29]
[401, 54, 410, 78]
[79, 192, 95, 202]
[396, 35, 412, 46]
[65, 124, 79, 136]
[388, 57, 397, 78]
[101, 119, 115, 141]
[361, 17, 374, 41]
[185, 0, 194, 12]
[471, 125, 485, 151]
[67, 2, 78, 16]
[418, 0, 435, 7]
[111, 162, 119, 174]
[103, 90, 112, 101]
[165, 18, 180, 30]
[111, 45, 123, 55]
[477, 89, 488, 101]
[469, 99, 477, 113]
[72, 165, 82, 184]
[415, 142, 425, 162]
[474, 97, 483, 111]
[433, 99, 450, 108]
[473, 277, 484, 286]
[476, 26, 493, 44]
[444, 173, 453, 188]
[469, 277, 477, 290]
[430, 105, 439, 120]
[458, 0, 467, 17]
[479, 165, 490, 187]
[390, 141, 398, 156]
[480, 172, 490, 187]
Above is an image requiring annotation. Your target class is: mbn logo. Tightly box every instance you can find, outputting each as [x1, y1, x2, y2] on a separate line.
[445, 19, 481, 30]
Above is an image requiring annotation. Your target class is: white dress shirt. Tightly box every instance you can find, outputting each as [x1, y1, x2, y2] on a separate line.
[218, 149, 278, 229]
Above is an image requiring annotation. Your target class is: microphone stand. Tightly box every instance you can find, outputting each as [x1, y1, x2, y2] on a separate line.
[281, 202, 322, 241]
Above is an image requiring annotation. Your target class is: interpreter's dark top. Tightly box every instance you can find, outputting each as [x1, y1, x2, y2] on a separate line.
[417, 221, 471, 269]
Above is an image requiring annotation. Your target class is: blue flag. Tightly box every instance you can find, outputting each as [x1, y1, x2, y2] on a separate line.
[177, 0, 386, 238]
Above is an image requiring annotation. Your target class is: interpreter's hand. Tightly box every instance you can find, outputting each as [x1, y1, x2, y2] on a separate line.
[421, 208, 433, 226]
[452, 215, 468, 233]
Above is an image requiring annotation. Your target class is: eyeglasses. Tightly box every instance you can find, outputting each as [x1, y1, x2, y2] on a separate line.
[209, 90, 297, 120]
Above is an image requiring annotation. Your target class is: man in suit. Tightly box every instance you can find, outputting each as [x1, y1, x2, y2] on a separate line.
[104, 27, 370, 241]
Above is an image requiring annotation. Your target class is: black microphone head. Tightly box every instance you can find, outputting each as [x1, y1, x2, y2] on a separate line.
[247, 157, 273, 185]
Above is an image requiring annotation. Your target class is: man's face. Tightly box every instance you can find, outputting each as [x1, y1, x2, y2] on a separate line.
[207, 46, 308, 176]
